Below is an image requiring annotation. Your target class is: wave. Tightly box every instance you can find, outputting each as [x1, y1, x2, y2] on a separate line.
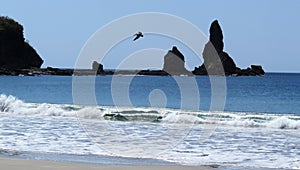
[1, 94, 300, 130]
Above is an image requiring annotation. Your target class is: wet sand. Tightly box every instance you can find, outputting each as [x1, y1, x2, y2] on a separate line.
[0, 157, 212, 170]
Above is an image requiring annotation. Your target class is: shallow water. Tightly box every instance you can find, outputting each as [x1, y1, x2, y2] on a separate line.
[0, 73, 299, 169]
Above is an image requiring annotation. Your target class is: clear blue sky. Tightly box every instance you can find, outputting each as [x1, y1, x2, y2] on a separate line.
[1, 0, 299, 72]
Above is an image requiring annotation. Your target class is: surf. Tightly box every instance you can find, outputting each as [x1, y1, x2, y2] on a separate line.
[1, 94, 300, 130]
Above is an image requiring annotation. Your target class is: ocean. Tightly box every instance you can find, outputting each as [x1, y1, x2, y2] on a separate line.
[0, 73, 299, 169]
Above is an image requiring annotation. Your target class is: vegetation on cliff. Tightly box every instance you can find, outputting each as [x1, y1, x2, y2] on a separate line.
[0, 16, 43, 69]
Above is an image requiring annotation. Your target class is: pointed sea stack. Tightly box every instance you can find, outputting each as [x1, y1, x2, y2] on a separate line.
[193, 20, 264, 76]
[92, 61, 104, 73]
[163, 46, 193, 76]
[209, 20, 224, 54]
[193, 20, 237, 75]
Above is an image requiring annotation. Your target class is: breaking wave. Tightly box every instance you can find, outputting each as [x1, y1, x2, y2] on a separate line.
[1, 94, 300, 129]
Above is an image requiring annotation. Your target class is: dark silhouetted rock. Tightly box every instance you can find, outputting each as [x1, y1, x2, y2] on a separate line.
[92, 61, 104, 73]
[44, 67, 73, 75]
[163, 46, 193, 76]
[193, 20, 264, 76]
[193, 20, 237, 75]
[250, 65, 265, 75]
[209, 20, 224, 54]
[236, 65, 265, 76]
[0, 16, 43, 69]
[219, 52, 237, 75]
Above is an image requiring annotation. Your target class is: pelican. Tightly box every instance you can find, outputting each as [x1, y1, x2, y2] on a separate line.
[133, 31, 143, 41]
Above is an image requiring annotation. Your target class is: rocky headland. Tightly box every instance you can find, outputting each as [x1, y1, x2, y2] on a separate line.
[0, 16, 43, 70]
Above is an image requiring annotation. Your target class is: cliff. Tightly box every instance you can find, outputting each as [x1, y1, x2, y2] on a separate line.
[0, 16, 43, 69]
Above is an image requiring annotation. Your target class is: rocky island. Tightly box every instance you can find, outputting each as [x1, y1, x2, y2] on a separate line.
[193, 20, 264, 76]
[163, 46, 193, 76]
[0, 16, 264, 76]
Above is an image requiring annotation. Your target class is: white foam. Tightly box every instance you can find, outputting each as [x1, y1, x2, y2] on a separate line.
[0, 94, 25, 113]
[1, 94, 300, 130]
[0, 94, 76, 117]
[76, 107, 104, 119]
[1, 95, 300, 169]
[223, 119, 259, 127]
[162, 112, 203, 124]
[266, 116, 300, 129]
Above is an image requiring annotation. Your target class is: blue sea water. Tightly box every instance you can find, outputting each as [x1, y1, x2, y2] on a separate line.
[0, 73, 299, 169]
[0, 73, 299, 113]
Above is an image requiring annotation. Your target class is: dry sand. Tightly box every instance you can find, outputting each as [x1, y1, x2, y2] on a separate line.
[0, 157, 213, 170]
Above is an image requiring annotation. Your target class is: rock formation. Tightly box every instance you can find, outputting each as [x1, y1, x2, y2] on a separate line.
[209, 20, 224, 54]
[163, 46, 192, 76]
[193, 20, 264, 76]
[236, 65, 265, 76]
[92, 61, 104, 73]
[0, 16, 264, 77]
[0, 16, 43, 69]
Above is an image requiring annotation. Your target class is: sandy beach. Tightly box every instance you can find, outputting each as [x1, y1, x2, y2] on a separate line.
[0, 157, 212, 170]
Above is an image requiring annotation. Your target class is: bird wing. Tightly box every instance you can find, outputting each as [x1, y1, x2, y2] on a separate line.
[133, 36, 139, 41]
[133, 32, 143, 41]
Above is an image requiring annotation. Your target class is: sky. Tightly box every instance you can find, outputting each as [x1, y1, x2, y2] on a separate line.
[1, 0, 300, 72]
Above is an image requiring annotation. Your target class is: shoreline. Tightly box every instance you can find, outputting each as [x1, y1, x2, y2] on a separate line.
[0, 157, 284, 170]
[0, 157, 211, 170]
[0, 67, 265, 76]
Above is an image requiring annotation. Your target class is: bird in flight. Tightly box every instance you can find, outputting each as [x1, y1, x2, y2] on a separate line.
[133, 31, 143, 41]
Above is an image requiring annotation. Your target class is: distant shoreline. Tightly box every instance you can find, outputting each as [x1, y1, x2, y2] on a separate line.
[0, 67, 272, 76]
